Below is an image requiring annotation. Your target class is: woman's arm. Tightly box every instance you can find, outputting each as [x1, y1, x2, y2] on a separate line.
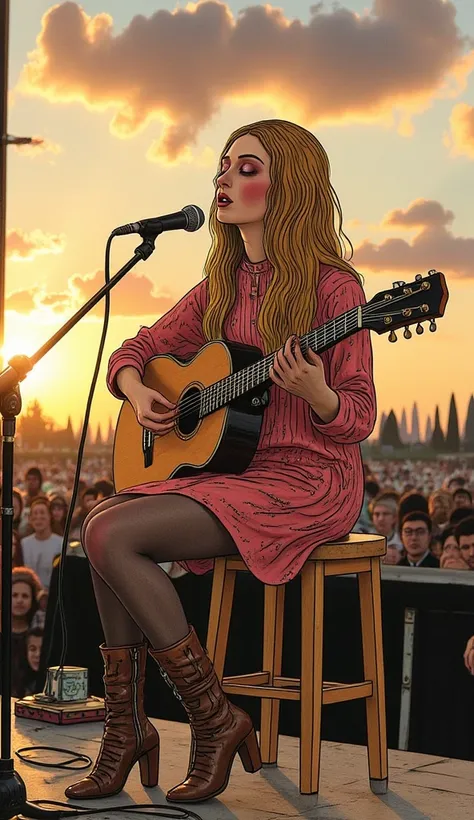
[309, 271, 377, 444]
[107, 279, 209, 399]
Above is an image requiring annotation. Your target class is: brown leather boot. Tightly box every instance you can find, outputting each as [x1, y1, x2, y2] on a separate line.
[65, 643, 159, 799]
[149, 625, 261, 803]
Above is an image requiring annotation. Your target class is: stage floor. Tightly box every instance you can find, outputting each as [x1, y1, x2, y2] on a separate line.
[7, 701, 474, 820]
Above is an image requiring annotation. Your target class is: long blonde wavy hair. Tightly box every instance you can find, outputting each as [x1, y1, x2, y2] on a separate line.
[201, 119, 362, 354]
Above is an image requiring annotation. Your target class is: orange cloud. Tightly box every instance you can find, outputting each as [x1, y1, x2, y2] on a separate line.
[41, 292, 73, 313]
[6, 228, 65, 261]
[18, 0, 473, 162]
[6, 269, 177, 318]
[6, 289, 36, 313]
[354, 198, 474, 277]
[444, 102, 474, 159]
[382, 200, 454, 229]
[69, 270, 176, 316]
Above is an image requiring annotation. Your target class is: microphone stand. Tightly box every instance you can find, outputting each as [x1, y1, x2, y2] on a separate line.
[0, 232, 158, 820]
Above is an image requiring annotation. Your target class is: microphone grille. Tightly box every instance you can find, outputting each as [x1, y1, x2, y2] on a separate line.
[183, 205, 205, 232]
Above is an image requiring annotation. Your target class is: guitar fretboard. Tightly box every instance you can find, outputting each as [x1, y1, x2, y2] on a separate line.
[199, 306, 362, 417]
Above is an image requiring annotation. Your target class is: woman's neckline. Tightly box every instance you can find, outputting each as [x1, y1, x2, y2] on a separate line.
[240, 255, 272, 274]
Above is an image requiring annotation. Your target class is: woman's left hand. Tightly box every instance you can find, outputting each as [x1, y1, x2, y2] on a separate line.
[269, 335, 327, 403]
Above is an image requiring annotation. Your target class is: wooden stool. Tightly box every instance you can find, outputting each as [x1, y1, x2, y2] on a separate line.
[206, 532, 388, 795]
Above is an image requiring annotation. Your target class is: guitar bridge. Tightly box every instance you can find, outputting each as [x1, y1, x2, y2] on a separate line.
[142, 428, 154, 468]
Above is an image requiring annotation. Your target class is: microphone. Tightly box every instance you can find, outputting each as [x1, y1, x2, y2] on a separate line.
[111, 204, 205, 237]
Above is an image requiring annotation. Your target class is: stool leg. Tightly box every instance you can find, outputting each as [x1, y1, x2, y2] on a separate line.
[300, 561, 324, 795]
[358, 556, 388, 794]
[206, 558, 236, 681]
[260, 584, 285, 764]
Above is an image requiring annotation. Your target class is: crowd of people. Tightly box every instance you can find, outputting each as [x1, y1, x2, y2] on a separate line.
[0, 453, 473, 698]
[356, 460, 474, 570]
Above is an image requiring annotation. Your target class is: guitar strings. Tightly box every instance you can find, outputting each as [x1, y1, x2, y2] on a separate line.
[170, 311, 361, 421]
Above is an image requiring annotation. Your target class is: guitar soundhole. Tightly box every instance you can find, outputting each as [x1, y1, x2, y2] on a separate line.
[177, 386, 202, 436]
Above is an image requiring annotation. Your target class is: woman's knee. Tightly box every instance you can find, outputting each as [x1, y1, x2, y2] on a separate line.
[83, 510, 123, 576]
[80, 494, 139, 552]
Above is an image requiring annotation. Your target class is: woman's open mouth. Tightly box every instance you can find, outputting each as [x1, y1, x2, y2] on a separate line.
[217, 193, 233, 207]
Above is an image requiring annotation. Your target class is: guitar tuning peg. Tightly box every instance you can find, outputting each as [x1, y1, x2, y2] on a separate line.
[392, 280, 405, 288]
[416, 323, 424, 335]
[415, 274, 423, 281]
[388, 330, 397, 343]
[429, 319, 437, 332]
[403, 326, 412, 339]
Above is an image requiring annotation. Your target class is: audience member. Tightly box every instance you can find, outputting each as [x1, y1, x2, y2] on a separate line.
[24, 467, 46, 506]
[24, 627, 44, 696]
[10, 567, 42, 698]
[20, 499, 63, 590]
[398, 491, 429, 533]
[428, 489, 453, 535]
[455, 516, 474, 571]
[446, 475, 467, 492]
[368, 491, 403, 551]
[439, 525, 469, 570]
[452, 488, 473, 510]
[70, 487, 100, 540]
[398, 512, 439, 567]
[49, 495, 69, 536]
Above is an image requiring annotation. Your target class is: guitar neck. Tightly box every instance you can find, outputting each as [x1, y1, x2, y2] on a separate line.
[200, 305, 362, 417]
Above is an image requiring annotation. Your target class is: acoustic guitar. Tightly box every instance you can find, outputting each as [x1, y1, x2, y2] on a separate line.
[113, 270, 448, 491]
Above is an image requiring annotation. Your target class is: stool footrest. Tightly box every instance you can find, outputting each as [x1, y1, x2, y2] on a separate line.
[222, 673, 373, 704]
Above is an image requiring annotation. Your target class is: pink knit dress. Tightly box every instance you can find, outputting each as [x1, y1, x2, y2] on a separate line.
[107, 257, 377, 585]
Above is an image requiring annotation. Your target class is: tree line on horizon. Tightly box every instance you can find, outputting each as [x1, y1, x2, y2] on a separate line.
[378, 393, 474, 453]
[16, 400, 114, 450]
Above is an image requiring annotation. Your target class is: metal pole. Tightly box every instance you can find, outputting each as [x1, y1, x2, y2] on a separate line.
[0, 0, 10, 369]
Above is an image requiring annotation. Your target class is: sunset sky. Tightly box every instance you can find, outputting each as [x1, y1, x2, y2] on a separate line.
[4, 0, 474, 441]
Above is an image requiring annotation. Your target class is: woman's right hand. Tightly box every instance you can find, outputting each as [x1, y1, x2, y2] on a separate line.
[128, 383, 178, 436]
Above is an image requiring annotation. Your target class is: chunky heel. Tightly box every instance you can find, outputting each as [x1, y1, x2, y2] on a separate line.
[237, 729, 262, 773]
[138, 743, 160, 788]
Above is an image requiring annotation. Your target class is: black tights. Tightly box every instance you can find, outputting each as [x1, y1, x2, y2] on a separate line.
[81, 493, 238, 650]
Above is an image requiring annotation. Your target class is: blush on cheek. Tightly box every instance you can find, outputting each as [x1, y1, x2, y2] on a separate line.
[241, 179, 269, 205]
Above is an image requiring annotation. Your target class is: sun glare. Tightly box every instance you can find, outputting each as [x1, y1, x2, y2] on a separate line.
[0, 324, 54, 400]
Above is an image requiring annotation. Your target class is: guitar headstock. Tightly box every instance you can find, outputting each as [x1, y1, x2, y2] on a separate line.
[362, 270, 449, 341]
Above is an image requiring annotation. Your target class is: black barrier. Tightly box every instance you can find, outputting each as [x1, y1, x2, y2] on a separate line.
[37, 556, 474, 760]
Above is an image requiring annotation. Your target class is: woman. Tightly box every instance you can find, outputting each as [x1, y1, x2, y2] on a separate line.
[65, 119, 376, 804]
[49, 494, 69, 536]
[9, 568, 42, 698]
